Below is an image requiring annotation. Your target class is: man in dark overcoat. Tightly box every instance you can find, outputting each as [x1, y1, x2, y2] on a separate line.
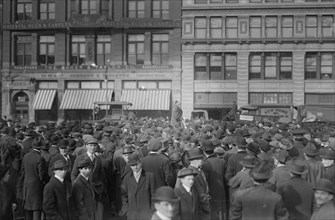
[120, 153, 155, 220]
[21, 129, 35, 155]
[201, 140, 228, 220]
[48, 139, 76, 183]
[43, 160, 73, 220]
[71, 137, 106, 219]
[72, 159, 96, 220]
[230, 163, 289, 220]
[21, 137, 48, 220]
[278, 158, 314, 220]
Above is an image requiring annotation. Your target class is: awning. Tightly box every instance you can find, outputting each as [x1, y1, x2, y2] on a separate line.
[33, 90, 57, 110]
[120, 90, 171, 110]
[60, 89, 113, 109]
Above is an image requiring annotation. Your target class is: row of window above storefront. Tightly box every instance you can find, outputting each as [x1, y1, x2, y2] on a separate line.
[188, 0, 333, 4]
[14, 33, 171, 66]
[194, 52, 335, 80]
[14, 0, 171, 21]
[183, 15, 334, 39]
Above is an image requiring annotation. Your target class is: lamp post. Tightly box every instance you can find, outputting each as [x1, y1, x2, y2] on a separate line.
[105, 60, 110, 115]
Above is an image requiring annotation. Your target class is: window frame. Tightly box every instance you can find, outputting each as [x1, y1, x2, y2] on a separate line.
[210, 17, 222, 39]
[226, 16, 238, 39]
[127, 34, 145, 65]
[15, 36, 32, 66]
[71, 35, 86, 66]
[195, 17, 207, 39]
[249, 92, 293, 105]
[152, 34, 169, 65]
[265, 16, 277, 38]
[305, 15, 318, 38]
[281, 16, 294, 38]
[128, 0, 145, 18]
[96, 35, 111, 66]
[16, 0, 32, 21]
[152, 0, 169, 19]
[38, 36, 55, 65]
[80, 0, 97, 15]
[305, 52, 334, 80]
[249, 16, 262, 38]
[39, 1, 55, 20]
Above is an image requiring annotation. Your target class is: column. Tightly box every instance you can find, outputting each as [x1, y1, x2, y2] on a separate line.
[55, 33, 66, 65]
[144, 32, 151, 65]
[31, 33, 38, 66]
[292, 51, 305, 106]
[114, 79, 122, 101]
[237, 51, 249, 107]
[181, 52, 194, 119]
[57, 79, 65, 123]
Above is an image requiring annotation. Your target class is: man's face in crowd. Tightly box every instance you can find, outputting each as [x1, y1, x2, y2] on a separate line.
[55, 169, 67, 179]
[122, 153, 131, 163]
[321, 158, 334, 168]
[130, 161, 142, 173]
[314, 190, 334, 206]
[181, 175, 195, 188]
[154, 201, 178, 218]
[79, 167, 91, 178]
[189, 158, 203, 169]
[59, 147, 69, 156]
[86, 143, 97, 154]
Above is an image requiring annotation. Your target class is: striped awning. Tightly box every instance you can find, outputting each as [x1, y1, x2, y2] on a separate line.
[60, 89, 113, 109]
[120, 90, 171, 110]
[33, 90, 57, 110]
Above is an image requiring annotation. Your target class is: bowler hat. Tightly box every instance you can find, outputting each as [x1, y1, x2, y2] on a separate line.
[240, 155, 258, 168]
[201, 140, 215, 152]
[148, 138, 162, 152]
[127, 153, 141, 166]
[303, 142, 319, 156]
[262, 132, 272, 142]
[169, 152, 181, 164]
[287, 158, 307, 175]
[187, 148, 204, 161]
[77, 159, 93, 169]
[52, 160, 69, 170]
[152, 186, 179, 202]
[59, 139, 69, 149]
[236, 136, 247, 148]
[320, 147, 335, 160]
[32, 137, 44, 149]
[279, 138, 293, 150]
[314, 178, 335, 194]
[246, 142, 260, 155]
[122, 145, 135, 154]
[250, 163, 273, 181]
[177, 167, 198, 178]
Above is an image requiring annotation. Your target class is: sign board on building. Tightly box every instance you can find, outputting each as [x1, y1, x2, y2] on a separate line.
[260, 107, 292, 123]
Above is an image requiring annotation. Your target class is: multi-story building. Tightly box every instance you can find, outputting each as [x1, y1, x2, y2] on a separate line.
[1, 0, 181, 124]
[181, 0, 335, 121]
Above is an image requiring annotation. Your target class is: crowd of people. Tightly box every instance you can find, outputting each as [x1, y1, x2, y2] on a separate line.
[0, 115, 334, 220]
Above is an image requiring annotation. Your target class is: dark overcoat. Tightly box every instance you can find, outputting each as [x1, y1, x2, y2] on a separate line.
[230, 184, 289, 220]
[48, 153, 76, 182]
[72, 175, 96, 220]
[311, 201, 335, 220]
[121, 170, 155, 220]
[142, 153, 171, 190]
[225, 150, 247, 181]
[304, 158, 321, 187]
[278, 176, 314, 220]
[0, 182, 16, 219]
[202, 154, 228, 219]
[21, 149, 47, 210]
[269, 165, 291, 191]
[22, 137, 34, 155]
[43, 176, 73, 220]
[317, 163, 335, 184]
[174, 184, 201, 220]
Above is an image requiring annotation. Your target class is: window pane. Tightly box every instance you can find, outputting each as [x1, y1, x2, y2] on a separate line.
[40, 3, 47, 12]
[195, 54, 207, 66]
[195, 18, 207, 28]
[210, 54, 221, 66]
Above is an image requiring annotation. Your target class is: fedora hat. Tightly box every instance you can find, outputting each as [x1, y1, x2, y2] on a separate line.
[273, 149, 289, 163]
[177, 167, 198, 178]
[127, 153, 141, 166]
[236, 136, 247, 148]
[59, 139, 69, 149]
[152, 186, 179, 202]
[314, 178, 335, 194]
[287, 158, 307, 175]
[246, 142, 260, 155]
[201, 140, 215, 152]
[52, 160, 69, 170]
[32, 137, 44, 149]
[122, 145, 135, 154]
[186, 148, 204, 161]
[303, 142, 319, 156]
[147, 138, 162, 152]
[240, 155, 258, 168]
[77, 159, 93, 169]
[320, 147, 335, 160]
[250, 162, 273, 181]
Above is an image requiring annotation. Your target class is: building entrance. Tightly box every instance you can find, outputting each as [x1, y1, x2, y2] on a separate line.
[12, 92, 29, 125]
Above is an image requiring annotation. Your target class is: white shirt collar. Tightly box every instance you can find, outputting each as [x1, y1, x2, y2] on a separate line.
[80, 173, 89, 181]
[182, 184, 191, 193]
[87, 151, 94, 158]
[54, 174, 64, 183]
[156, 211, 171, 220]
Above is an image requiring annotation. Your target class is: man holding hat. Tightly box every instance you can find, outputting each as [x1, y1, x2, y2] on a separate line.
[120, 153, 155, 220]
[152, 186, 179, 220]
[43, 160, 73, 220]
[72, 159, 96, 220]
[278, 158, 314, 220]
[174, 167, 202, 220]
[230, 163, 289, 220]
[311, 178, 335, 220]
[21, 137, 48, 220]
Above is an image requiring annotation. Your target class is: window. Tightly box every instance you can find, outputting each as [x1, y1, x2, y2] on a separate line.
[97, 35, 111, 66]
[305, 52, 334, 79]
[195, 0, 207, 3]
[38, 81, 58, 89]
[322, 15, 334, 38]
[249, 0, 262, 3]
[128, 34, 144, 65]
[80, 0, 97, 14]
[15, 36, 32, 66]
[17, 0, 32, 20]
[249, 93, 293, 105]
[306, 16, 317, 38]
[210, 0, 223, 2]
[265, 16, 277, 38]
[128, 0, 145, 18]
[226, 17, 238, 38]
[40, 1, 55, 20]
[194, 92, 237, 108]
[249, 52, 292, 80]
[138, 81, 157, 89]
[71, 36, 86, 65]
[210, 17, 222, 38]
[152, 0, 169, 19]
[195, 18, 207, 39]
[123, 81, 170, 89]
[281, 16, 293, 38]
[250, 17, 262, 38]
[226, 0, 238, 2]
[306, 94, 335, 106]
[152, 34, 169, 65]
[38, 36, 55, 65]
[194, 53, 237, 80]
[66, 81, 114, 89]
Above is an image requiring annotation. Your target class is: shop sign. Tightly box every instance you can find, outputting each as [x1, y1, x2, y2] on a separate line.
[12, 65, 173, 70]
[260, 107, 292, 121]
